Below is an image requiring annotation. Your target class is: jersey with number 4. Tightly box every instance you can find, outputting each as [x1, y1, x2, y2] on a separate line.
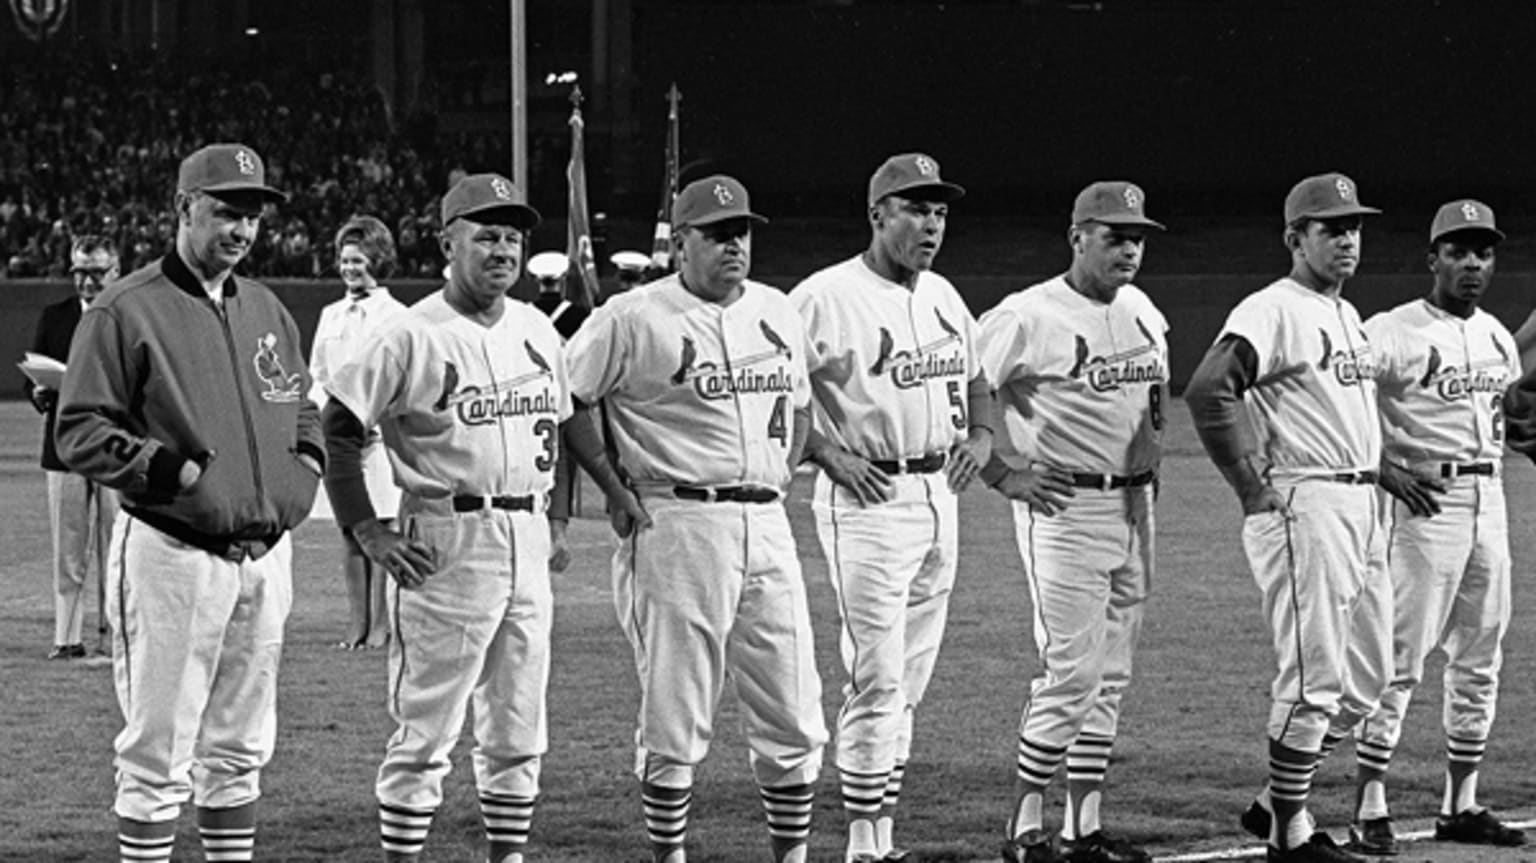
[564, 275, 810, 489]
[978, 276, 1168, 474]
[1218, 278, 1380, 474]
[323, 291, 571, 498]
[1365, 300, 1519, 465]
[790, 256, 979, 459]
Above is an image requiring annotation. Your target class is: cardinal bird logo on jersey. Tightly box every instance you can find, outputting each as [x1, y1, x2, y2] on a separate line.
[870, 328, 895, 375]
[760, 320, 791, 358]
[526, 341, 553, 377]
[672, 336, 698, 385]
[1068, 320, 1165, 392]
[252, 333, 303, 403]
[1316, 328, 1375, 386]
[434, 361, 460, 411]
[869, 310, 965, 387]
[1069, 335, 1091, 378]
[1418, 346, 1443, 388]
[1318, 329, 1334, 371]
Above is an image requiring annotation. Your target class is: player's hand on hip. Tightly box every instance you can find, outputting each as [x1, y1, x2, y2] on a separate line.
[1378, 461, 1444, 517]
[548, 518, 572, 572]
[354, 518, 437, 589]
[608, 489, 652, 538]
[946, 428, 993, 493]
[820, 448, 893, 505]
[993, 466, 1075, 515]
[1239, 485, 1292, 519]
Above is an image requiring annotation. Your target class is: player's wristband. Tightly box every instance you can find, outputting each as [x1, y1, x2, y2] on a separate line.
[978, 454, 1011, 488]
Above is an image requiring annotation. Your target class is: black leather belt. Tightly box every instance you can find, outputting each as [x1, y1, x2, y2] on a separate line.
[868, 452, 947, 474]
[673, 485, 780, 503]
[1069, 470, 1156, 491]
[1440, 462, 1496, 478]
[452, 494, 536, 513]
[1325, 470, 1379, 485]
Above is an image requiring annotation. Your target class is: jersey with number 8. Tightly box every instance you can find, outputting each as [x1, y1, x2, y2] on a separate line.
[565, 275, 809, 490]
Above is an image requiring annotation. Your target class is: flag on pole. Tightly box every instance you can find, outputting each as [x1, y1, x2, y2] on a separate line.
[564, 86, 602, 309]
[650, 83, 682, 273]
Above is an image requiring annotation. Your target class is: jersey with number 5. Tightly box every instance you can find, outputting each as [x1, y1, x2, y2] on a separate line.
[323, 291, 571, 499]
[978, 276, 1168, 474]
[790, 256, 979, 460]
[1365, 299, 1519, 465]
[564, 275, 810, 490]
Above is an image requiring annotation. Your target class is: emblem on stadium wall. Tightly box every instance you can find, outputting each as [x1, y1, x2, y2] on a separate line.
[8, 0, 69, 42]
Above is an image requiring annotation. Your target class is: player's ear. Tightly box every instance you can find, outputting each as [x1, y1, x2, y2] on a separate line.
[174, 191, 194, 226]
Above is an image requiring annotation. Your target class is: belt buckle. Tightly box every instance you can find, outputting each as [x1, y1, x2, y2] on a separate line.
[1097, 474, 1113, 492]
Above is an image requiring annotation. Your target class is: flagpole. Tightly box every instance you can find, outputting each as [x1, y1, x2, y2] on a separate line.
[510, 0, 528, 191]
[565, 85, 604, 309]
[651, 83, 682, 273]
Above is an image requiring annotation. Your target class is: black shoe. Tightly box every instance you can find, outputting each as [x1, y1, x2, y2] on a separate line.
[1241, 801, 1272, 840]
[47, 643, 86, 660]
[1060, 830, 1151, 863]
[1002, 828, 1059, 863]
[882, 850, 912, 863]
[1434, 809, 1526, 846]
[1346, 817, 1398, 856]
[1268, 832, 1365, 863]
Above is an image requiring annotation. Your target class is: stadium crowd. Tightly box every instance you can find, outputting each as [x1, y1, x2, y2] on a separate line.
[0, 54, 516, 279]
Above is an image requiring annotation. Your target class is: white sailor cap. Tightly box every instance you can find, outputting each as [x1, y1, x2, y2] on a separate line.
[610, 250, 650, 273]
[527, 251, 569, 281]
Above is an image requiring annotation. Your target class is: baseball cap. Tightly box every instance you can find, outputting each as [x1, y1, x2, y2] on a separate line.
[867, 153, 965, 207]
[177, 143, 288, 203]
[1071, 181, 1165, 229]
[1284, 173, 1380, 225]
[526, 251, 569, 281]
[610, 250, 650, 273]
[672, 175, 767, 229]
[1430, 199, 1504, 244]
[441, 173, 541, 229]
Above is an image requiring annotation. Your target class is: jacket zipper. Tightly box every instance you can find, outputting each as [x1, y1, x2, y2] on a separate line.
[216, 300, 267, 503]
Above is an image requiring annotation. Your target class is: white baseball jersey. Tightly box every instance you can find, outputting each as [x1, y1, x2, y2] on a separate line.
[790, 256, 979, 459]
[1218, 278, 1380, 475]
[978, 276, 1168, 473]
[1364, 299, 1519, 466]
[324, 291, 571, 498]
[564, 275, 810, 489]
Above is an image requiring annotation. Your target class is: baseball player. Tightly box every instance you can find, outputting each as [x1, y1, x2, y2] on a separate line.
[1344, 200, 1525, 853]
[55, 143, 319, 863]
[322, 173, 644, 863]
[309, 214, 406, 650]
[30, 233, 121, 661]
[790, 152, 992, 863]
[1185, 173, 1392, 863]
[979, 182, 1166, 863]
[564, 174, 828, 863]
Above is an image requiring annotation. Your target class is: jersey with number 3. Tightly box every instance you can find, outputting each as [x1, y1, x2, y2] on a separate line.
[1364, 300, 1519, 465]
[790, 256, 979, 460]
[1218, 278, 1380, 474]
[323, 291, 571, 498]
[564, 276, 810, 489]
[978, 276, 1168, 473]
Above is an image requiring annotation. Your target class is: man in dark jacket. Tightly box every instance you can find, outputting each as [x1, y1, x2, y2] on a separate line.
[56, 143, 322, 863]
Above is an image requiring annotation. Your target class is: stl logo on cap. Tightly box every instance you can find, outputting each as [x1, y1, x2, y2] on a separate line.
[1462, 201, 1481, 221]
[915, 155, 937, 177]
[491, 178, 513, 201]
[1123, 185, 1142, 210]
[235, 150, 257, 176]
[713, 182, 734, 206]
[1335, 177, 1355, 201]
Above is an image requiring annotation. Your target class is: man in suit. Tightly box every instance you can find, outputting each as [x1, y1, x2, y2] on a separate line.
[29, 233, 121, 660]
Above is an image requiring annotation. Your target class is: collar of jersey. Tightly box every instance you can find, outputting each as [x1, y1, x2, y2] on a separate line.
[162, 249, 240, 301]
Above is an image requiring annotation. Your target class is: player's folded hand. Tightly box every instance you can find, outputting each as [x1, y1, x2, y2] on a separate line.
[821, 448, 893, 505]
[608, 489, 652, 538]
[355, 518, 437, 589]
[993, 466, 1075, 515]
[946, 428, 993, 493]
[1239, 485, 1292, 520]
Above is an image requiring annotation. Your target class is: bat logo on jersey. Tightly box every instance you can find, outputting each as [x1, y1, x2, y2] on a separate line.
[1418, 345, 1510, 400]
[1069, 317, 1165, 392]
[433, 342, 560, 425]
[868, 309, 966, 388]
[1315, 327, 1376, 386]
[669, 324, 796, 400]
[252, 333, 303, 403]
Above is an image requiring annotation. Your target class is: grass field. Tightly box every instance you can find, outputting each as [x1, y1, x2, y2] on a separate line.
[3, 400, 1536, 862]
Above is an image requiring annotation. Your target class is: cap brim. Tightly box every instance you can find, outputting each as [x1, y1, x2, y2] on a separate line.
[1433, 225, 1505, 244]
[680, 211, 769, 228]
[878, 181, 966, 204]
[1083, 215, 1167, 231]
[451, 203, 542, 230]
[201, 183, 289, 204]
[1295, 204, 1381, 221]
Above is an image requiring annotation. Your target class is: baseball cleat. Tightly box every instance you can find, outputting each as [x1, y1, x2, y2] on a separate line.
[1267, 832, 1365, 863]
[1002, 828, 1060, 863]
[1241, 801, 1272, 841]
[1345, 817, 1398, 855]
[1060, 830, 1151, 863]
[47, 643, 86, 660]
[881, 850, 912, 862]
[1434, 808, 1526, 846]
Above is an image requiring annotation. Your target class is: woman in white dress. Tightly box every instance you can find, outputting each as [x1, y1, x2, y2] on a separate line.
[310, 215, 407, 649]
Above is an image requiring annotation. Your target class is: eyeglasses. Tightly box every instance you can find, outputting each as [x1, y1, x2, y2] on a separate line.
[71, 266, 114, 280]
